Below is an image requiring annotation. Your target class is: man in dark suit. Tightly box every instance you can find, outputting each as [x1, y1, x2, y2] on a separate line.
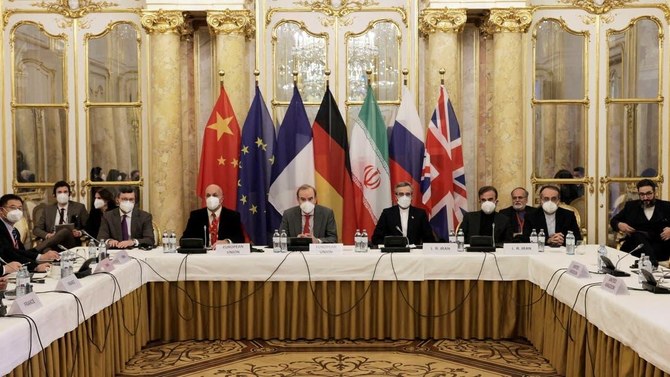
[610, 179, 670, 264]
[499, 187, 536, 242]
[0, 194, 59, 273]
[33, 180, 89, 248]
[182, 184, 244, 246]
[280, 184, 337, 243]
[528, 185, 582, 247]
[372, 181, 434, 246]
[460, 186, 513, 244]
[98, 187, 154, 248]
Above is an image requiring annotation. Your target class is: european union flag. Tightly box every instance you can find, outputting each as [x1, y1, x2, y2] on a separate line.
[237, 86, 276, 245]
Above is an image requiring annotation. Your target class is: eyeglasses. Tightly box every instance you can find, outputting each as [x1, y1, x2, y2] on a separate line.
[638, 191, 654, 198]
[395, 192, 412, 197]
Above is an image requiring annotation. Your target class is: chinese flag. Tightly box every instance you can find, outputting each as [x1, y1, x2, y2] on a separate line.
[196, 85, 240, 209]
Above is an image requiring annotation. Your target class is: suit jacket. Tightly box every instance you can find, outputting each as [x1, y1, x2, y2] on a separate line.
[280, 205, 337, 243]
[33, 201, 89, 239]
[460, 211, 513, 244]
[98, 208, 155, 246]
[372, 205, 435, 246]
[528, 207, 582, 245]
[0, 221, 40, 271]
[182, 207, 245, 244]
[610, 199, 670, 247]
[499, 205, 537, 242]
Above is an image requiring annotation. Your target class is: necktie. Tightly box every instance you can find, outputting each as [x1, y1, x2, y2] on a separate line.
[59, 208, 65, 224]
[210, 213, 219, 245]
[303, 214, 311, 234]
[11, 228, 20, 249]
[121, 215, 129, 241]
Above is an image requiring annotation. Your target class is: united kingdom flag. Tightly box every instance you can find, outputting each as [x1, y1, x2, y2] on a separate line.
[421, 84, 468, 241]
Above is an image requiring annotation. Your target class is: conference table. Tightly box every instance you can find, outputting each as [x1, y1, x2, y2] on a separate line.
[1, 245, 669, 377]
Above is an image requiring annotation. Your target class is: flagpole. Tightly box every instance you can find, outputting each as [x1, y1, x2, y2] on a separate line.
[292, 70, 298, 86]
[439, 68, 445, 85]
[366, 69, 372, 86]
[254, 69, 260, 87]
[219, 70, 225, 89]
[324, 68, 330, 88]
[402, 68, 408, 86]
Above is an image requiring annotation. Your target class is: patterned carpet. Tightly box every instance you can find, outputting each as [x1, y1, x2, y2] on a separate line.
[118, 338, 560, 377]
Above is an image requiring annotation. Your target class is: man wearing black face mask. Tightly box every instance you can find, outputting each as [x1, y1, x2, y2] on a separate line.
[610, 179, 670, 265]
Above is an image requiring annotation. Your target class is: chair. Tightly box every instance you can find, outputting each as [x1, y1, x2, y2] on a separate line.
[559, 203, 586, 243]
[153, 221, 162, 246]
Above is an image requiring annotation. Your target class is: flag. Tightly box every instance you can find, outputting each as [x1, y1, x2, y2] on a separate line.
[350, 85, 391, 233]
[269, 86, 314, 230]
[313, 87, 356, 244]
[237, 86, 276, 245]
[196, 85, 241, 209]
[421, 85, 468, 240]
[389, 85, 425, 206]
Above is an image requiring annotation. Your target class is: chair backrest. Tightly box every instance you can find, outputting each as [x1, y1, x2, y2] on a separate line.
[152, 221, 162, 246]
[559, 203, 586, 243]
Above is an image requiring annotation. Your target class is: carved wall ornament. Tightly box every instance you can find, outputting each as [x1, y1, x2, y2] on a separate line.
[558, 0, 635, 15]
[207, 9, 255, 39]
[294, 0, 379, 18]
[418, 8, 466, 37]
[481, 8, 533, 36]
[32, 0, 117, 19]
[140, 10, 184, 34]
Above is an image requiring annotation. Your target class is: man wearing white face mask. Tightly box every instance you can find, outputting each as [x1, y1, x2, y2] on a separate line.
[33, 181, 88, 248]
[279, 184, 337, 243]
[460, 186, 513, 244]
[372, 181, 435, 246]
[98, 187, 155, 248]
[182, 184, 244, 246]
[528, 185, 582, 247]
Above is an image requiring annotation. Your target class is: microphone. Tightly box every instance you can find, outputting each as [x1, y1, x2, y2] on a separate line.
[81, 229, 100, 245]
[491, 223, 496, 247]
[614, 244, 644, 270]
[57, 244, 69, 252]
[203, 225, 208, 248]
[395, 225, 403, 236]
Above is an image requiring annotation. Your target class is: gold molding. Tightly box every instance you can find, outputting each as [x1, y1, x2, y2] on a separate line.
[294, 0, 379, 18]
[140, 10, 184, 34]
[481, 8, 533, 36]
[31, 0, 117, 19]
[558, 0, 634, 15]
[207, 9, 255, 39]
[418, 8, 466, 37]
[266, 4, 407, 27]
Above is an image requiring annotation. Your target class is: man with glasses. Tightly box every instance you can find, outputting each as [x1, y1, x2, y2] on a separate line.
[98, 187, 155, 248]
[460, 186, 513, 244]
[528, 185, 581, 247]
[610, 178, 670, 265]
[372, 181, 435, 246]
[500, 187, 536, 242]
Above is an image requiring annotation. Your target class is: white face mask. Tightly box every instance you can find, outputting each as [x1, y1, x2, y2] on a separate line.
[119, 200, 134, 213]
[481, 200, 496, 215]
[542, 201, 558, 214]
[206, 196, 220, 211]
[300, 201, 315, 214]
[56, 193, 69, 205]
[94, 198, 105, 209]
[397, 196, 411, 209]
[6, 209, 23, 223]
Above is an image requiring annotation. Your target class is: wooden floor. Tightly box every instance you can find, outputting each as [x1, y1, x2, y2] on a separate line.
[117, 338, 560, 377]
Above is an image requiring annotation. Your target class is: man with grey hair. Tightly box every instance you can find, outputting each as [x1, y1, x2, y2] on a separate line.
[372, 181, 435, 246]
[500, 187, 536, 242]
[280, 184, 337, 243]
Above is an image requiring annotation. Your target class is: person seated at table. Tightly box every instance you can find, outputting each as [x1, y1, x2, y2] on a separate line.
[33, 180, 89, 249]
[85, 188, 117, 241]
[0, 194, 59, 273]
[460, 185, 513, 244]
[98, 186, 154, 248]
[528, 185, 581, 247]
[372, 181, 435, 246]
[279, 184, 337, 243]
[610, 178, 670, 266]
[182, 184, 244, 246]
[499, 187, 536, 242]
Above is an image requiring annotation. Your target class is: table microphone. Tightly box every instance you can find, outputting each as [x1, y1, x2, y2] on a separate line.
[57, 244, 69, 252]
[395, 225, 403, 235]
[492, 223, 496, 247]
[81, 229, 100, 246]
[614, 243, 644, 270]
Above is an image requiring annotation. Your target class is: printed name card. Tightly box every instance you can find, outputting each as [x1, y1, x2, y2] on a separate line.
[423, 243, 457, 254]
[309, 243, 343, 254]
[601, 274, 629, 295]
[503, 243, 539, 253]
[215, 243, 251, 255]
[56, 274, 82, 292]
[566, 261, 591, 278]
[9, 292, 43, 315]
[112, 250, 131, 265]
[94, 258, 115, 273]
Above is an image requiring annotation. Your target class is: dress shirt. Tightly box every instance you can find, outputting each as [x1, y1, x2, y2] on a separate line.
[120, 210, 138, 246]
[208, 207, 222, 226]
[545, 213, 556, 235]
[644, 206, 654, 221]
[54, 204, 69, 225]
[399, 206, 409, 237]
[301, 212, 314, 234]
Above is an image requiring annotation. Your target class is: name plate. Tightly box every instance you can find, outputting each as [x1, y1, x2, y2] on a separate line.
[112, 250, 131, 265]
[503, 243, 539, 253]
[56, 274, 82, 292]
[9, 292, 43, 315]
[309, 243, 343, 254]
[601, 274, 629, 295]
[215, 243, 251, 255]
[567, 261, 591, 278]
[423, 243, 457, 254]
[94, 258, 115, 273]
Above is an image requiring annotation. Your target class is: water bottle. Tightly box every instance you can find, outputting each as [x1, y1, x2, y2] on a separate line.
[98, 239, 108, 262]
[354, 229, 362, 252]
[597, 244, 608, 272]
[16, 266, 30, 297]
[61, 251, 71, 278]
[279, 229, 288, 252]
[88, 241, 97, 259]
[456, 228, 465, 252]
[169, 231, 177, 252]
[529, 229, 538, 244]
[638, 254, 647, 284]
[537, 229, 546, 252]
[162, 231, 169, 251]
[448, 230, 456, 243]
[272, 229, 281, 253]
[566, 231, 575, 255]
[360, 229, 368, 252]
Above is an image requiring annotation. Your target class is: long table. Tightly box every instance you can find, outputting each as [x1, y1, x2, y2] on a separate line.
[2, 245, 669, 376]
